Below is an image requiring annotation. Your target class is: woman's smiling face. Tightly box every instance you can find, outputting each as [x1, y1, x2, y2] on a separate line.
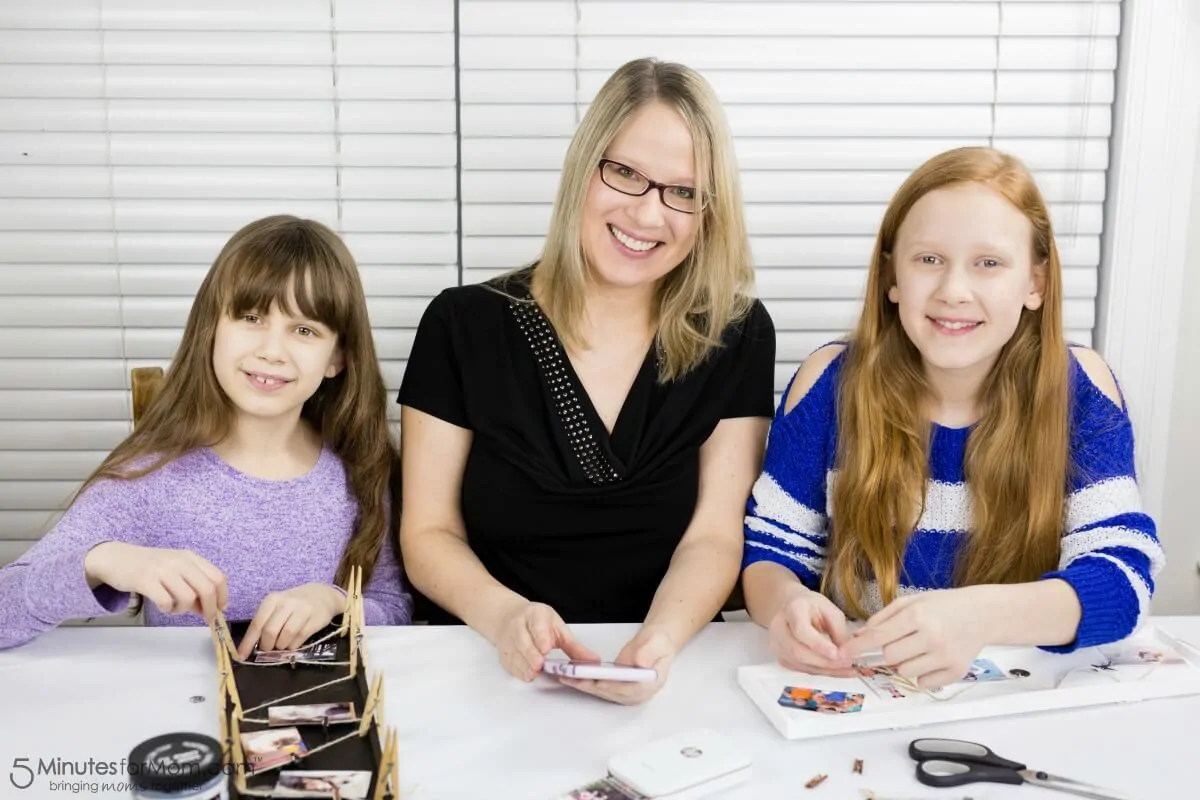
[580, 101, 701, 293]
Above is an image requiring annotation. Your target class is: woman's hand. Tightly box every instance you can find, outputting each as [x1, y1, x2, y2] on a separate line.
[556, 624, 677, 705]
[493, 600, 601, 681]
[840, 587, 992, 690]
[84, 542, 228, 621]
[236, 583, 345, 660]
[768, 586, 856, 676]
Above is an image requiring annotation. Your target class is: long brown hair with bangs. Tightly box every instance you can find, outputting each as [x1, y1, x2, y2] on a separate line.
[826, 147, 1069, 617]
[81, 215, 396, 588]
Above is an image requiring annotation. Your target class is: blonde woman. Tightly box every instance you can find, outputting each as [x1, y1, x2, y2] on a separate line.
[741, 147, 1163, 690]
[399, 58, 775, 704]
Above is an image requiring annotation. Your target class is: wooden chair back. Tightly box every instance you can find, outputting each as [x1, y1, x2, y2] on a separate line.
[131, 367, 165, 429]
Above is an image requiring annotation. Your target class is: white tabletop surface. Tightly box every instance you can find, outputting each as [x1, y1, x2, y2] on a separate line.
[2, 617, 1192, 800]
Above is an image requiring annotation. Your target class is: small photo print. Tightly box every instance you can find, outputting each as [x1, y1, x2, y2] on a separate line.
[273, 770, 372, 798]
[1102, 644, 1185, 666]
[241, 727, 309, 772]
[778, 685, 865, 714]
[254, 641, 339, 664]
[962, 658, 1006, 683]
[269, 702, 357, 727]
[855, 665, 910, 699]
[555, 778, 642, 800]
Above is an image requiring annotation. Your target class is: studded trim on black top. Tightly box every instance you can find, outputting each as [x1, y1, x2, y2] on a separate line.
[508, 298, 623, 485]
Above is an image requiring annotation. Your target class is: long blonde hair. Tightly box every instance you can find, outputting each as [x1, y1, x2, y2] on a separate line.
[826, 147, 1069, 616]
[81, 215, 397, 588]
[529, 57, 754, 381]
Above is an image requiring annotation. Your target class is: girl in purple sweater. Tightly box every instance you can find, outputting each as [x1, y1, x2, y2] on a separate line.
[0, 215, 412, 653]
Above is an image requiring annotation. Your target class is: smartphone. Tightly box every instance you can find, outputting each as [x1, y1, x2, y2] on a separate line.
[607, 728, 752, 799]
[542, 659, 658, 683]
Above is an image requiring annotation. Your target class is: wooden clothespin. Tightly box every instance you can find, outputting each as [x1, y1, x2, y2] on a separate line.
[371, 727, 399, 800]
[358, 672, 386, 736]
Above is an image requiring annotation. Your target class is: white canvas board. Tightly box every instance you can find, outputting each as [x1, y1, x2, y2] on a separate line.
[738, 626, 1200, 740]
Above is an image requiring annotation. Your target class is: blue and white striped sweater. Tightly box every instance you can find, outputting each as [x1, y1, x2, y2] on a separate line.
[742, 346, 1164, 652]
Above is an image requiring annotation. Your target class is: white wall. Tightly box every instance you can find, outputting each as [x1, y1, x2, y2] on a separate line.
[1156, 133, 1200, 615]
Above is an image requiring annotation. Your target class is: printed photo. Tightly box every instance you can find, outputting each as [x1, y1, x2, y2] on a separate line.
[555, 778, 641, 800]
[241, 727, 309, 772]
[961, 658, 1006, 683]
[778, 685, 865, 714]
[269, 702, 357, 727]
[254, 641, 339, 664]
[855, 665, 910, 699]
[1102, 644, 1185, 666]
[273, 770, 372, 798]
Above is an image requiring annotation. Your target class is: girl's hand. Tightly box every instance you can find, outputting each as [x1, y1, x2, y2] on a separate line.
[236, 583, 345, 660]
[840, 587, 991, 690]
[768, 586, 856, 676]
[557, 624, 675, 705]
[492, 599, 601, 682]
[84, 542, 228, 621]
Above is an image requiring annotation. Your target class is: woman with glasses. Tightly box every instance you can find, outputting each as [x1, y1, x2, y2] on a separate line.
[397, 58, 775, 704]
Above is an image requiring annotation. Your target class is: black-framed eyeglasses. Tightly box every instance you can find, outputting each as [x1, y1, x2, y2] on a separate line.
[597, 158, 704, 214]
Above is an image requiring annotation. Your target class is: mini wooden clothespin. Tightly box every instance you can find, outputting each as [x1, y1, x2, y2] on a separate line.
[371, 727, 399, 800]
[358, 672, 385, 736]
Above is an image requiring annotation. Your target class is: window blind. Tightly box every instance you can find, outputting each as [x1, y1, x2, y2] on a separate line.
[0, 0, 458, 558]
[0, 0, 1120, 564]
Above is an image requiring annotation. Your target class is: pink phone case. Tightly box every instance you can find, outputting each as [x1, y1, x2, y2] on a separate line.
[542, 659, 658, 682]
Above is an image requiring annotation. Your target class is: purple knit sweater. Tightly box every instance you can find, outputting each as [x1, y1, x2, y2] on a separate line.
[0, 446, 412, 650]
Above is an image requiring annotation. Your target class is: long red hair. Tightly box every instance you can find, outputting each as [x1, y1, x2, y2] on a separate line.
[826, 147, 1069, 616]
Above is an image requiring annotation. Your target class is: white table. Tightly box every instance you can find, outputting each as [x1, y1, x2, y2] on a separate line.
[3, 618, 1192, 799]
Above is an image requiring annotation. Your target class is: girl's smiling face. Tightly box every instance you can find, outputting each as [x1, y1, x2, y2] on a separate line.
[888, 181, 1046, 385]
[211, 288, 343, 423]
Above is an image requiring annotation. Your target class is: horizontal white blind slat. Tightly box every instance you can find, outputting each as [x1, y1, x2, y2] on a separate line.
[337, 69, 456, 101]
[0, 1, 99, 30]
[0, 32, 101, 64]
[0, 392, 130, 420]
[0, 361, 126, 390]
[0, 451, 108, 481]
[335, 33, 456, 67]
[577, 3, 1000, 35]
[0, 297, 120, 326]
[335, 0, 454, 33]
[0, 65, 103, 98]
[103, 32, 332, 65]
[0, 265, 118, 294]
[100, 0, 331, 31]
[0, 329, 123, 359]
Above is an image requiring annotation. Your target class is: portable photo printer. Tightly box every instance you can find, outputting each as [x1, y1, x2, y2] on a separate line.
[606, 728, 752, 799]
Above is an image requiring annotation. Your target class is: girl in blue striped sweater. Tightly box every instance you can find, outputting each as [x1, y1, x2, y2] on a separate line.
[741, 147, 1163, 690]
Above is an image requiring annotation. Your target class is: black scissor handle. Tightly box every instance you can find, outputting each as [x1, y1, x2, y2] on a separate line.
[916, 759, 1025, 788]
[909, 737, 1026, 771]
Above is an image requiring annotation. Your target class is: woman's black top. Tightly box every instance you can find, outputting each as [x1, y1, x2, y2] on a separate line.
[398, 270, 776, 624]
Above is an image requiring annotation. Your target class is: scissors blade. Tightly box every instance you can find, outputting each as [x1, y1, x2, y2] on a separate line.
[1022, 770, 1136, 800]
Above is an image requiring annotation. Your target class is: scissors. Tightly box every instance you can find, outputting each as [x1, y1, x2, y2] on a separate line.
[908, 738, 1134, 800]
